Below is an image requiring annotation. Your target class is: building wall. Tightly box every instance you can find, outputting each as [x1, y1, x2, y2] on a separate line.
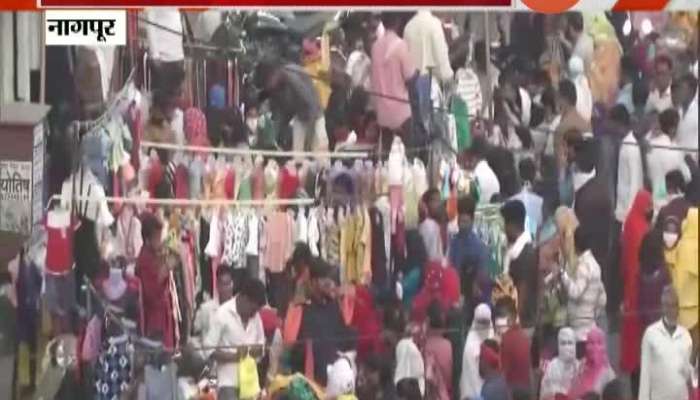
[0, 12, 41, 104]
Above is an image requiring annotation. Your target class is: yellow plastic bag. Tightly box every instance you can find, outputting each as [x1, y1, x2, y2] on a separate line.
[239, 354, 261, 399]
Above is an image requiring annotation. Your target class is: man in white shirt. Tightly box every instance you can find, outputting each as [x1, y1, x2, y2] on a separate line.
[569, 56, 593, 122]
[646, 55, 674, 114]
[144, 9, 185, 62]
[672, 73, 699, 159]
[467, 138, 501, 205]
[615, 124, 644, 223]
[190, 267, 235, 362]
[403, 10, 454, 83]
[203, 278, 266, 400]
[647, 109, 691, 207]
[639, 285, 693, 400]
[419, 188, 445, 262]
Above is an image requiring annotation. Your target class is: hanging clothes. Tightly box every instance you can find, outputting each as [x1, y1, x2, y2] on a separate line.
[94, 335, 132, 400]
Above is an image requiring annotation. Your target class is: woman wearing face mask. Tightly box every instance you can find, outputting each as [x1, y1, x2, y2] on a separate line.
[538, 206, 579, 359]
[539, 327, 580, 400]
[661, 216, 682, 281]
[559, 227, 606, 349]
[459, 303, 495, 400]
[620, 190, 652, 380]
[568, 327, 616, 398]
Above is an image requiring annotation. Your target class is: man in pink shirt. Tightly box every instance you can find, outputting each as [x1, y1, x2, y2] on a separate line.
[371, 12, 417, 141]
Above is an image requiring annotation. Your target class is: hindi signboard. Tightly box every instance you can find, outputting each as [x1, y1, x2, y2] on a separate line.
[45, 10, 126, 46]
[0, 160, 32, 235]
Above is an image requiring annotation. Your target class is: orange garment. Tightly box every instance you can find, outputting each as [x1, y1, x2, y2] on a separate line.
[212, 168, 228, 199]
[446, 192, 458, 221]
[589, 40, 621, 107]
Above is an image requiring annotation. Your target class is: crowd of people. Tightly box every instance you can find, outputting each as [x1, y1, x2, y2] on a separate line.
[177, 11, 698, 400]
[7, 9, 699, 400]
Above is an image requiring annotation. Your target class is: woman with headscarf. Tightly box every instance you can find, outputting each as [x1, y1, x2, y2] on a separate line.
[350, 285, 384, 361]
[540, 327, 580, 400]
[662, 215, 683, 276]
[326, 354, 358, 400]
[551, 207, 579, 276]
[411, 261, 460, 322]
[459, 303, 495, 400]
[394, 323, 426, 397]
[560, 226, 606, 345]
[538, 207, 579, 359]
[620, 190, 652, 377]
[568, 327, 615, 398]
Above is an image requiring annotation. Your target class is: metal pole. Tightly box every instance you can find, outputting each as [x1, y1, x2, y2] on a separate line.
[484, 11, 493, 121]
[40, 11, 46, 105]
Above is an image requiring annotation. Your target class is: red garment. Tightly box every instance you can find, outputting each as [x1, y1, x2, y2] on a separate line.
[501, 326, 532, 389]
[260, 307, 281, 340]
[424, 334, 453, 400]
[174, 164, 189, 199]
[278, 166, 300, 199]
[224, 168, 236, 199]
[135, 247, 175, 349]
[147, 160, 164, 199]
[183, 107, 210, 148]
[45, 216, 76, 275]
[620, 190, 652, 374]
[350, 286, 384, 360]
[412, 262, 460, 322]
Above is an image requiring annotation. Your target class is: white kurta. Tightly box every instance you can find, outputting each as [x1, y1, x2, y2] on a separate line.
[615, 131, 644, 223]
[403, 11, 453, 82]
[540, 358, 580, 400]
[474, 160, 501, 205]
[639, 320, 693, 400]
[677, 94, 699, 159]
[645, 86, 673, 115]
[646, 134, 691, 206]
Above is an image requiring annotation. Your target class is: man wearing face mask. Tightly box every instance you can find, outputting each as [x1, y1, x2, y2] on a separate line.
[540, 327, 580, 400]
[639, 285, 694, 400]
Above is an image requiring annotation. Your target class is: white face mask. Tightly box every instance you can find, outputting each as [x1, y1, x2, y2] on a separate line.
[558, 328, 577, 362]
[663, 232, 679, 248]
[246, 118, 258, 133]
[494, 317, 509, 338]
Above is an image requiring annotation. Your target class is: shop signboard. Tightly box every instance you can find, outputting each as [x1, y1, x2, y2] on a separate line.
[0, 160, 32, 235]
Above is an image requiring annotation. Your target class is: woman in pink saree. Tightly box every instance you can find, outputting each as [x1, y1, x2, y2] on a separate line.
[568, 327, 615, 398]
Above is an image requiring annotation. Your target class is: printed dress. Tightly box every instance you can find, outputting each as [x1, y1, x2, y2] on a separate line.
[95, 335, 132, 400]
